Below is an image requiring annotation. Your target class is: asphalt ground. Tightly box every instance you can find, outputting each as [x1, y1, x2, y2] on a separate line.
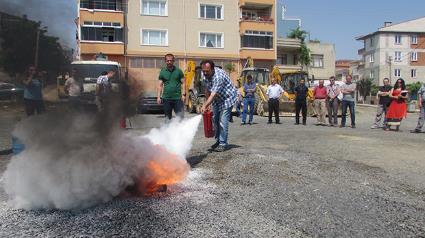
[0, 103, 424, 237]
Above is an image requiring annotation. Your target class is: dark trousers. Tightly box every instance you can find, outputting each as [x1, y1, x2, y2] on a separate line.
[341, 100, 355, 126]
[327, 98, 339, 125]
[268, 98, 280, 123]
[295, 100, 307, 124]
[163, 99, 184, 120]
[24, 98, 45, 116]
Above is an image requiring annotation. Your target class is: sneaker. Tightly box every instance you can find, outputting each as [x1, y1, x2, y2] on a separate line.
[339, 125, 345, 128]
[248, 122, 252, 125]
[211, 141, 219, 149]
[351, 125, 356, 129]
[410, 129, 421, 133]
[370, 125, 378, 129]
[241, 122, 246, 125]
[214, 145, 226, 152]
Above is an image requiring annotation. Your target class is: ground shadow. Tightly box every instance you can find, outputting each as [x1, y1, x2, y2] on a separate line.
[186, 153, 209, 168]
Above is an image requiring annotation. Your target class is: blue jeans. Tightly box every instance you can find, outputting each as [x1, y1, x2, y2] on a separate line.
[242, 97, 255, 123]
[341, 100, 355, 126]
[213, 105, 232, 146]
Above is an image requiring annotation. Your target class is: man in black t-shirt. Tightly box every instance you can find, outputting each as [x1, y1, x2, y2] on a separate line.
[294, 79, 309, 125]
[371, 78, 392, 129]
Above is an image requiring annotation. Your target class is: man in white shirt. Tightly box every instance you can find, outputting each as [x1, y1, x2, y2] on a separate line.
[64, 69, 83, 110]
[96, 70, 115, 112]
[266, 78, 284, 124]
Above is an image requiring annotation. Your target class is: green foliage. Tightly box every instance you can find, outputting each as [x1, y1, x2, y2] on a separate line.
[370, 84, 379, 96]
[407, 81, 422, 94]
[300, 44, 311, 66]
[357, 78, 373, 97]
[0, 14, 70, 77]
[288, 27, 308, 43]
[224, 62, 235, 74]
[288, 27, 311, 67]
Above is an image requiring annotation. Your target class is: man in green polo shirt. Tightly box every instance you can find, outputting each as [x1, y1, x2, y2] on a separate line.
[157, 53, 186, 120]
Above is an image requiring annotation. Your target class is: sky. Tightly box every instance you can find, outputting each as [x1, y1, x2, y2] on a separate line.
[282, 0, 425, 60]
[1, 0, 424, 60]
[0, 0, 76, 48]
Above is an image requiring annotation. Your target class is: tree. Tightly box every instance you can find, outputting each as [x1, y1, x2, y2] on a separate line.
[224, 62, 235, 75]
[357, 78, 373, 103]
[0, 13, 69, 81]
[407, 81, 422, 100]
[288, 27, 311, 67]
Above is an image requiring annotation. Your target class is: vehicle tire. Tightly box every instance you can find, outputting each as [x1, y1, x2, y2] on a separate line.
[188, 92, 197, 113]
[196, 96, 205, 114]
[253, 93, 261, 115]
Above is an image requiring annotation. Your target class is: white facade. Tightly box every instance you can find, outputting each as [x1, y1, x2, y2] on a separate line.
[357, 17, 425, 85]
[307, 42, 336, 80]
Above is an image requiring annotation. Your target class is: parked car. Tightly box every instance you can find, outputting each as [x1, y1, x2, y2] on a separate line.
[137, 93, 163, 114]
[0, 81, 24, 101]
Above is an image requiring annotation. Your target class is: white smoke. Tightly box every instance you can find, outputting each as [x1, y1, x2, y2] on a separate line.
[1, 114, 202, 210]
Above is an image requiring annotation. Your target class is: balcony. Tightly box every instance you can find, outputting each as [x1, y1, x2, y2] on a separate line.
[277, 38, 301, 50]
[240, 0, 275, 6]
[358, 48, 365, 55]
[80, 0, 124, 12]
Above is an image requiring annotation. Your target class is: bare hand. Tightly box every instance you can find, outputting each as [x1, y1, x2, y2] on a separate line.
[201, 105, 207, 113]
[156, 97, 161, 105]
[181, 95, 186, 102]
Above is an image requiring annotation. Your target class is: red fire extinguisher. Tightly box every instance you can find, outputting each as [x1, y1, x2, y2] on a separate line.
[203, 110, 215, 138]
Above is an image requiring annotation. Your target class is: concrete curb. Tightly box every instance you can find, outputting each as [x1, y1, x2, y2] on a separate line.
[357, 104, 378, 108]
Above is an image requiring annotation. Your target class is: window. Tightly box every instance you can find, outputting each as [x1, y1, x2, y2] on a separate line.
[394, 69, 401, 77]
[411, 52, 418, 61]
[83, 21, 121, 27]
[394, 51, 402, 62]
[242, 10, 258, 20]
[130, 58, 142, 68]
[80, 0, 123, 11]
[395, 34, 402, 44]
[141, 0, 167, 16]
[369, 71, 374, 79]
[411, 69, 417, 78]
[311, 54, 324, 68]
[141, 29, 167, 46]
[369, 37, 373, 47]
[411, 35, 418, 44]
[81, 26, 123, 42]
[200, 4, 223, 20]
[241, 31, 273, 49]
[200, 33, 223, 48]
[369, 54, 374, 63]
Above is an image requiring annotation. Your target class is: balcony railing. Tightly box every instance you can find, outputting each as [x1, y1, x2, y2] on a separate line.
[240, 16, 273, 23]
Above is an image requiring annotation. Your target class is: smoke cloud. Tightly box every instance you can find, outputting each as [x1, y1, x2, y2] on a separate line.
[0, 0, 76, 48]
[1, 114, 202, 210]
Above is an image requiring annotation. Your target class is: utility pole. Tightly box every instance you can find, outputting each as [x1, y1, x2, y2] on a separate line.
[388, 56, 392, 84]
[34, 29, 40, 68]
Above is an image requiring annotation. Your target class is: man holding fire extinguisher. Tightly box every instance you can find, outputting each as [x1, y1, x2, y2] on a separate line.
[200, 60, 238, 152]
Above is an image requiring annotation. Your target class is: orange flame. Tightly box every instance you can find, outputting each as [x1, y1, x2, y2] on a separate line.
[136, 145, 190, 195]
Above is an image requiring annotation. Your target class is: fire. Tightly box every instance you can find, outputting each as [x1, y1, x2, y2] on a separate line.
[136, 145, 190, 195]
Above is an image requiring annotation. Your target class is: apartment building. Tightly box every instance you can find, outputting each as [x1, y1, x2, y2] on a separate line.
[126, 0, 241, 93]
[306, 41, 336, 81]
[77, 0, 126, 65]
[239, 0, 277, 69]
[356, 17, 425, 85]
